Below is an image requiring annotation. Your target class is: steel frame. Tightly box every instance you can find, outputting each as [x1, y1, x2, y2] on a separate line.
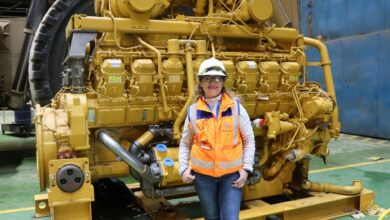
[35, 187, 374, 219]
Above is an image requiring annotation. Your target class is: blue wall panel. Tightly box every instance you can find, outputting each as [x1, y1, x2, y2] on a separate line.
[301, 0, 387, 40]
[313, 0, 348, 39]
[301, 1, 390, 139]
[385, 0, 390, 29]
[338, 34, 379, 136]
[344, 0, 384, 37]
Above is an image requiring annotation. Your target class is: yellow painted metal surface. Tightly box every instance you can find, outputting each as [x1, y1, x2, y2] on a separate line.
[34, 194, 49, 218]
[239, 189, 375, 220]
[34, 1, 348, 219]
[47, 158, 94, 220]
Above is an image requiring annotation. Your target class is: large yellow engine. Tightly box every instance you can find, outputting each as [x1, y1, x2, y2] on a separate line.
[34, 0, 346, 219]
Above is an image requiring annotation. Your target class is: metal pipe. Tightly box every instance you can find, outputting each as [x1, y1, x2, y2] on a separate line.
[303, 180, 363, 195]
[287, 144, 312, 162]
[137, 37, 169, 112]
[97, 130, 160, 183]
[303, 37, 340, 137]
[129, 131, 154, 163]
[262, 156, 286, 179]
[69, 15, 299, 40]
[129, 127, 172, 162]
[173, 42, 195, 140]
[98, 130, 146, 174]
[259, 139, 270, 166]
[208, 0, 214, 16]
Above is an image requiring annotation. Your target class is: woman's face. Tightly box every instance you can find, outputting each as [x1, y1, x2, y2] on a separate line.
[199, 75, 225, 99]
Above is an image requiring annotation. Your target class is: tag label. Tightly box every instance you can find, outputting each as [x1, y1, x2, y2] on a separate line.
[108, 75, 122, 83]
[88, 109, 95, 123]
[109, 59, 121, 68]
[289, 75, 298, 81]
[247, 61, 257, 69]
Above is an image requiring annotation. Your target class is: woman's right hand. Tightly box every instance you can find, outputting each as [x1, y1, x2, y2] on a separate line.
[182, 168, 195, 183]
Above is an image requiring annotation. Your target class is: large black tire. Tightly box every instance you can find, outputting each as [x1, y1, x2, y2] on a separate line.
[29, 0, 94, 106]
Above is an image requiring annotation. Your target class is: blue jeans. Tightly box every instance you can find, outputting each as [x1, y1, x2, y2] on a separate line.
[193, 171, 242, 220]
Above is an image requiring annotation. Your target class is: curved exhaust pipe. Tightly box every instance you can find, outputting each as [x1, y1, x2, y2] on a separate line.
[129, 126, 173, 163]
[96, 130, 161, 184]
[98, 129, 196, 199]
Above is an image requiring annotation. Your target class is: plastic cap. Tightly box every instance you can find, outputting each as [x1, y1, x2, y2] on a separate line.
[163, 158, 174, 167]
[156, 144, 167, 152]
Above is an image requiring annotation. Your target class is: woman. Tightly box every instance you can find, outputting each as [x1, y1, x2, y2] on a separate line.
[178, 57, 256, 220]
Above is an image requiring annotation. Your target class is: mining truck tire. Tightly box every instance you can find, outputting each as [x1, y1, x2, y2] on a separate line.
[29, 0, 94, 106]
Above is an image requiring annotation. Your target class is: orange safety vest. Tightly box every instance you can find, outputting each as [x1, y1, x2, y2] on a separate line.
[188, 93, 243, 177]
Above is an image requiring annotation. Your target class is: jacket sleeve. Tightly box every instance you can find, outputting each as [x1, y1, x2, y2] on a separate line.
[178, 117, 194, 176]
[238, 104, 256, 172]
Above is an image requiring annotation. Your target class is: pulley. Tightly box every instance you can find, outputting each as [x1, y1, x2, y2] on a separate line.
[56, 164, 84, 193]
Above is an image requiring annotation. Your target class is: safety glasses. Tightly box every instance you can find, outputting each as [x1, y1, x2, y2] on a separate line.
[200, 76, 225, 83]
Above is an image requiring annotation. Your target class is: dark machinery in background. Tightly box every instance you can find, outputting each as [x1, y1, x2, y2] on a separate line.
[0, 0, 94, 109]
[0, 0, 93, 135]
[0, 0, 37, 135]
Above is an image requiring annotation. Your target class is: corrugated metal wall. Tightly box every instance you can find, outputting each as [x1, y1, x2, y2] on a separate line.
[300, 0, 390, 139]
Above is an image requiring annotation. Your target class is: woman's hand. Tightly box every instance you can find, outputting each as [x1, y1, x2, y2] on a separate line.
[182, 168, 195, 183]
[232, 169, 248, 188]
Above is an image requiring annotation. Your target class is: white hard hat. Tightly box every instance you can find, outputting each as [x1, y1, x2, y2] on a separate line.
[197, 57, 227, 77]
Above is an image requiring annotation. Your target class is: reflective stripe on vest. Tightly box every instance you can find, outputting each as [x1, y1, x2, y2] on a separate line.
[191, 157, 213, 169]
[191, 156, 243, 170]
[219, 157, 243, 169]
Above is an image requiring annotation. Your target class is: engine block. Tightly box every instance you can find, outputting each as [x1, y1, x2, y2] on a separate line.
[34, 0, 340, 218]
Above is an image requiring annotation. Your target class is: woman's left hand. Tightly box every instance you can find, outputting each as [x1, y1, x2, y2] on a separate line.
[232, 169, 248, 188]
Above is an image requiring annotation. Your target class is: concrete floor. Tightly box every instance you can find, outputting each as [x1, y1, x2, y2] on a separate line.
[0, 132, 389, 220]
